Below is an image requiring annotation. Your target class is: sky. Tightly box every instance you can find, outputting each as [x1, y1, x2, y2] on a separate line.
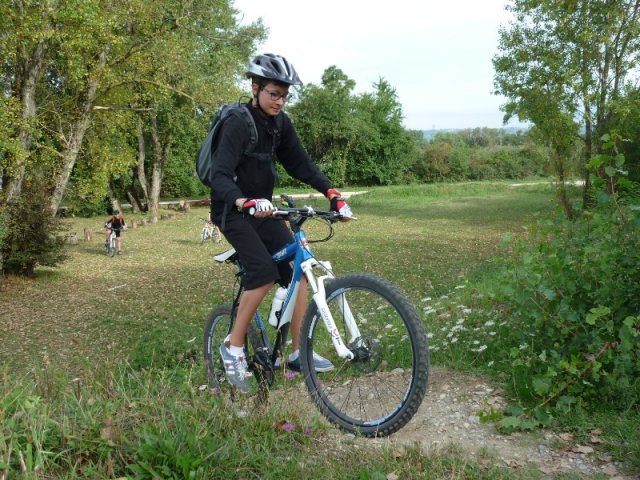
[232, 0, 527, 131]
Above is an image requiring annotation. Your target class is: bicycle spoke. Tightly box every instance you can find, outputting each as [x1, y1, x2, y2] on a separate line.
[301, 273, 429, 437]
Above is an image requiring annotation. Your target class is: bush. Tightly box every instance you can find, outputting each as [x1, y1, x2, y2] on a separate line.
[493, 188, 640, 418]
[412, 143, 548, 183]
[64, 192, 111, 217]
[1, 185, 69, 276]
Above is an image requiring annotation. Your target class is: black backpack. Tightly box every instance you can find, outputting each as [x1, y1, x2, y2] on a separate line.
[195, 103, 283, 188]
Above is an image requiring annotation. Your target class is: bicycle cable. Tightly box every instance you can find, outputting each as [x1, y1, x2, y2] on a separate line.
[306, 216, 335, 243]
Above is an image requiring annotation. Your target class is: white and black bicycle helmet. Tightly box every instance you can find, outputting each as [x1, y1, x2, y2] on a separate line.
[246, 53, 302, 86]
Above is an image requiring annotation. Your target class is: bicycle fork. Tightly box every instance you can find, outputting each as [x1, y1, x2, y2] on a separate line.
[301, 259, 360, 360]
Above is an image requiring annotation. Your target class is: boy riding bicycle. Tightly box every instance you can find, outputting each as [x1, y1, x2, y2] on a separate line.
[208, 53, 352, 393]
[105, 209, 126, 254]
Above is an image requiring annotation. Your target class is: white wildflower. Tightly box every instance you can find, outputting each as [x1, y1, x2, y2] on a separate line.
[484, 320, 495, 327]
[455, 285, 466, 289]
[456, 318, 465, 325]
[489, 331, 497, 336]
[487, 361, 494, 367]
[450, 337, 458, 343]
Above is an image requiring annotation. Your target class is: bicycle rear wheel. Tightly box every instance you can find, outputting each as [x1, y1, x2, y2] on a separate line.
[299, 273, 429, 437]
[203, 305, 233, 395]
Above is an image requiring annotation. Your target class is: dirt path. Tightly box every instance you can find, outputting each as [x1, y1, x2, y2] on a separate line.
[322, 367, 631, 479]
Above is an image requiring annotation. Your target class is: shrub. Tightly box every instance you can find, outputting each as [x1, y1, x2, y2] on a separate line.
[493, 179, 640, 420]
[1, 185, 68, 276]
[413, 143, 548, 183]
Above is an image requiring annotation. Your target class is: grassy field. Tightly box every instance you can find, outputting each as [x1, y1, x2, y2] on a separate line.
[5, 181, 636, 479]
[1, 182, 557, 374]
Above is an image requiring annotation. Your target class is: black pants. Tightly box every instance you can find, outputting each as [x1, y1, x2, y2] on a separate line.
[216, 210, 293, 290]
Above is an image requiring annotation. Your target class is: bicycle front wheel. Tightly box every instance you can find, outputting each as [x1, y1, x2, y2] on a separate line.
[300, 273, 429, 437]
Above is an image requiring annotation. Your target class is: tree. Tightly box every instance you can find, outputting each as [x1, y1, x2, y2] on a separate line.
[289, 69, 419, 186]
[608, 85, 640, 183]
[350, 79, 420, 185]
[288, 66, 358, 186]
[493, 0, 640, 213]
[0, 0, 265, 274]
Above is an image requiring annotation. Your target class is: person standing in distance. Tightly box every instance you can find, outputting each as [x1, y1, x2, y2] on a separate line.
[209, 53, 353, 393]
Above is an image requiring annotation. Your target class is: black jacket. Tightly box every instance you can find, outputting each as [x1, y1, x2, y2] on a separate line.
[209, 102, 331, 217]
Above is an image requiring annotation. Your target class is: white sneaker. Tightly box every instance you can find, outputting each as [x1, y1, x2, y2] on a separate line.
[219, 344, 251, 393]
[287, 352, 335, 373]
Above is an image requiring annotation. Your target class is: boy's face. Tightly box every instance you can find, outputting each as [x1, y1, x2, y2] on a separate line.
[253, 81, 289, 117]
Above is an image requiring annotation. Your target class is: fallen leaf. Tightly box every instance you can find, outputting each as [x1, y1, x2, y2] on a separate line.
[392, 448, 406, 459]
[573, 445, 594, 454]
[504, 459, 525, 468]
[559, 432, 573, 441]
[589, 434, 602, 444]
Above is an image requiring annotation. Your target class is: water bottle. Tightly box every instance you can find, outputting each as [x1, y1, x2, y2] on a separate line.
[268, 287, 287, 327]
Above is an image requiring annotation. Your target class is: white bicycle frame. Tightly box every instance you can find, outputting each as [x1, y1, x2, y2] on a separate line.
[108, 229, 117, 249]
[273, 252, 360, 361]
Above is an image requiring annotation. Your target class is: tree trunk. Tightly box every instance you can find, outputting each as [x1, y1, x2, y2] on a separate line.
[148, 110, 170, 224]
[582, 116, 594, 209]
[126, 188, 142, 213]
[6, 42, 47, 203]
[136, 115, 150, 209]
[108, 180, 122, 214]
[49, 51, 107, 216]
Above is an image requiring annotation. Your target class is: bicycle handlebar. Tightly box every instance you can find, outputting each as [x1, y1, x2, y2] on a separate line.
[272, 206, 356, 222]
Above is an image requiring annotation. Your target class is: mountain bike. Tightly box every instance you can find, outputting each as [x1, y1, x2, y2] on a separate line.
[203, 195, 429, 437]
[104, 227, 122, 257]
[200, 218, 221, 244]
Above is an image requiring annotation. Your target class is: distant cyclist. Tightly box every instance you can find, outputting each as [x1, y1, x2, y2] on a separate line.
[209, 53, 352, 393]
[105, 209, 126, 255]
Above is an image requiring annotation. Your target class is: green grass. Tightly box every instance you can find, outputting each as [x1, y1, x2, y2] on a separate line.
[1, 181, 636, 478]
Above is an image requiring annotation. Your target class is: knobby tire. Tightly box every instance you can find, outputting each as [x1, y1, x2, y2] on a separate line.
[299, 273, 429, 437]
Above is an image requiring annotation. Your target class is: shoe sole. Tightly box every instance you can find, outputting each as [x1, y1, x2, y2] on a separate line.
[286, 362, 335, 373]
